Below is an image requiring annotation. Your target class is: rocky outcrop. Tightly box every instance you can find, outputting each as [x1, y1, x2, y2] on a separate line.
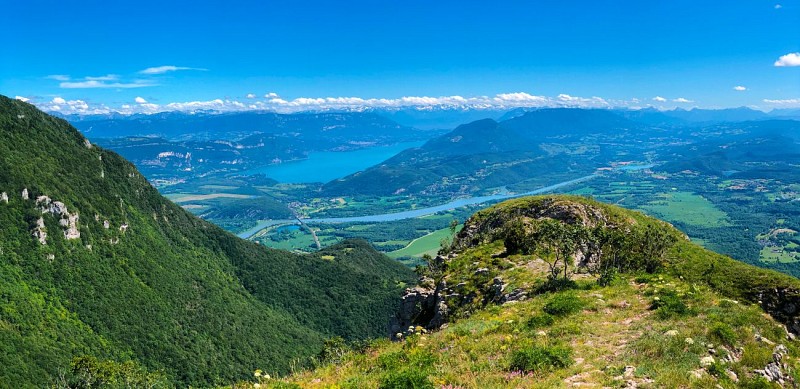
[758, 287, 800, 335]
[452, 197, 614, 253]
[33, 195, 80, 242]
[1, 192, 7, 203]
[390, 277, 449, 338]
[32, 217, 47, 244]
[755, 344, 793, 386]
[21, 188, 28, 200]
[390, 252, 535, 337]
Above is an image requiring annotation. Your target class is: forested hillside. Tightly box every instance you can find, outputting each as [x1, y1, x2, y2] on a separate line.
[0, 95, 415, 387]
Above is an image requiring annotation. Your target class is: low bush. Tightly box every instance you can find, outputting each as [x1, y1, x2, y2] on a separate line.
[379, 367, 434, 389]
[508, 344, 573, 373]
[543, 293, 585, 317]
[708, 322, 736, 346]
[650, 290, 693, 319]
[526, 313, 555, 329]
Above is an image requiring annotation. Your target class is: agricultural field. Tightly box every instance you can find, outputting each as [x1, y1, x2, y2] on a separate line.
[639, 191, 732, 228]
[388, 225, 461, 259]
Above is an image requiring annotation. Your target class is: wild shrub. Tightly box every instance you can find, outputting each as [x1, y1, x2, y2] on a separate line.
[706, 361, 726, 378]
[377, 351, 406, 370]
[543, 293, 585, 317]
[650, 290, 693, 319]
[535, 277, 578, 293]
[379, 367, 434, 389]
[508, 344, 573, 373]
[708, 322, 736, 346]
[597, 268, 618, 287]
[526, 313, 555, 329]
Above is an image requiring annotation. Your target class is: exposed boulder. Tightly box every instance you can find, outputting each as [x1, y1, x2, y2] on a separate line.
[21, 188, 28, 200]
[32, 217, 47, 245]
[64, 214, 80, 240]
[390, 278, 449, 338]
[1, 192, 7, 203]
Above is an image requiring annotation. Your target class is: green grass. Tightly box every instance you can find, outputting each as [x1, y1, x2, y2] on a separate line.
[640, 191, 732, 227]
[388, 226, 459, 259]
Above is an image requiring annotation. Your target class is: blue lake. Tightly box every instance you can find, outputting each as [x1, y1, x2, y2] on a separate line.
[243, 141, 424, 183]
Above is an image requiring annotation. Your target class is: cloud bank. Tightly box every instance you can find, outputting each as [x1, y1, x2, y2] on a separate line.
[22, 91, 721, 116]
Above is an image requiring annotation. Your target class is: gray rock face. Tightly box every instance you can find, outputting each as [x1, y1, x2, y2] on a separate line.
[390, 280, 449, 338]
[21, 188, 28, 200]
[64, 214, 80, 240]
[758, 288, 800, 335]
[33, 217, 47, 245]
[33, 195, 80, 242]
[1, 192, 7, 203]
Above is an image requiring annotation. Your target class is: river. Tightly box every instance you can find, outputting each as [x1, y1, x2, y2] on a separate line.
[236, 174, 598, 239]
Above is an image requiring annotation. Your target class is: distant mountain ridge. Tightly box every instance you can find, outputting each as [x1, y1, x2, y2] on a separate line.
[322, 109, 641, 197]
[70, 110, 422, 142]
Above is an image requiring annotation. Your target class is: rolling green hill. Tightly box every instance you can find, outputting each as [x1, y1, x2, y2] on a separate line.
[0, 95, 415, 387]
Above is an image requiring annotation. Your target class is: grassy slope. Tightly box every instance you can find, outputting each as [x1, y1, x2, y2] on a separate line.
[258, 195, 800, 388]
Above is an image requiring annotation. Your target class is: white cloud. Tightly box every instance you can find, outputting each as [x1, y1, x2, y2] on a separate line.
[775, 4, 782, 9]
[135, 96, 147, 104]
[774, 52, 800, 67]
[46, 74, 70, 81]
[15, 96, 30, 102]
[84, 74, 119, 81]
[138, 65, 207, 75]
[44, 97, 97, 114]
[246, 93, 257, 99]
[494, 92, 548, 104]
[763, 98, 800, 105]
[60, 80, 157, 89]
[673, 97, 694, 103]
[652, 96, 667, 102]
[557, 94, 609, 107]
[734, 86, 747, 91]
[265, 92, 280, 98]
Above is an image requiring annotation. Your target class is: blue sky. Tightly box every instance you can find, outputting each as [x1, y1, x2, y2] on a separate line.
[2, 0, 799, 114]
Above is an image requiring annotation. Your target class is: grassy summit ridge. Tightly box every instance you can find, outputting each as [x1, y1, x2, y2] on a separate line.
[0, 95, 415, 387]
[271, 196, 800, 388]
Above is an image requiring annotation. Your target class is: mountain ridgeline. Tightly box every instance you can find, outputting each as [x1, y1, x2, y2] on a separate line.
[0, 96, 415, 387]
[322, 109, 637, 197]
